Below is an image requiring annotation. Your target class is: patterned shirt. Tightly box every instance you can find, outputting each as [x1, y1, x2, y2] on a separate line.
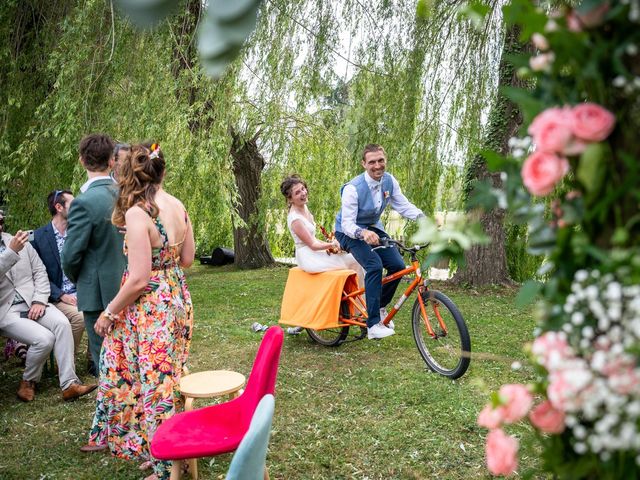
[0, 238, 26, 305]
[52, 223, 76, 296]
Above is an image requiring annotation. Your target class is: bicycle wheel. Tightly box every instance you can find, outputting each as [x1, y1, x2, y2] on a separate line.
[306, 300, 350, 346]
[411, 290, 470, 379]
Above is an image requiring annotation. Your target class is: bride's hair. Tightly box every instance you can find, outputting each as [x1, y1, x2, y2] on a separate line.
[112, 142, 165, 226]
[279, 174, 307, 209]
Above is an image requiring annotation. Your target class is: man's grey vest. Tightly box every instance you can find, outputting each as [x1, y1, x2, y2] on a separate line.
[335, 173, 394, 234]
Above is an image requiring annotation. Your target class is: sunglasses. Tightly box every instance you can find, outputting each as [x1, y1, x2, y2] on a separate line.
[52, 190, 63, 205]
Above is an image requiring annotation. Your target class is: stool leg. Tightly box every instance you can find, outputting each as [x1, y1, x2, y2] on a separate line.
[170, 460, 182, 480]
[263, 465, 269, 480]
[188, 458, 198, 479]
[184, 396, 194, 411]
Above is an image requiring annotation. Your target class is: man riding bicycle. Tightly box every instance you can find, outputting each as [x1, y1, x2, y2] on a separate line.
[335, 144, 425, 340]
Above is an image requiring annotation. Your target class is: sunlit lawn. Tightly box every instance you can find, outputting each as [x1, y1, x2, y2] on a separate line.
[0, 264, 537, 479]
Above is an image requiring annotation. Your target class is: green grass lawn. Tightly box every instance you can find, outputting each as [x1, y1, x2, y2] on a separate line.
[0, 264, 538, 479]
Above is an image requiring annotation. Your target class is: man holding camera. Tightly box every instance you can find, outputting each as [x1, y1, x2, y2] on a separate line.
[0, 210, 96, 402]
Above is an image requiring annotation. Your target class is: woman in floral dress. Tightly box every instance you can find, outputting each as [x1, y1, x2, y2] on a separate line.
[83, 143, 195, 480]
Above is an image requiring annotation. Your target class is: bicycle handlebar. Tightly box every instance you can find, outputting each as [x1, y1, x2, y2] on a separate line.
[372, 238, 429, 254]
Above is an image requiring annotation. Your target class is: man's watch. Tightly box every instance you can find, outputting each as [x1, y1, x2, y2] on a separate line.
[32, 301, 45, 306]
[354, 228, 364, 240]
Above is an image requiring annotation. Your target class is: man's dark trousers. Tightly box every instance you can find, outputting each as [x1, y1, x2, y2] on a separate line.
[335, 227, 405, 328]
[82, 311, 102, 374]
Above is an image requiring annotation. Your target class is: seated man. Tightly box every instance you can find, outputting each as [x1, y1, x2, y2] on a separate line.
[335, 144, 424, 340]
[31, 190, 85, 354]
[0, 210, 96, 402]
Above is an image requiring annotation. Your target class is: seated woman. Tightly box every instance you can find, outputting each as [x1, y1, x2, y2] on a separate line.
[280, 174, 364, 282]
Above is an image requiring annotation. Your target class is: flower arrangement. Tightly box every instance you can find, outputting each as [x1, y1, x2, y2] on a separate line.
[472, 1, 640, 478]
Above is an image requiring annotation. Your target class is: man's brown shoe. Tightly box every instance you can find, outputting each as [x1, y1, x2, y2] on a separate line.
[17, 380, 36, 402]
[62, 382, 97, 401]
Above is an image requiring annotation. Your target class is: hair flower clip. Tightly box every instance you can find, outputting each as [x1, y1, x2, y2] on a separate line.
[149, 143, 160, 160]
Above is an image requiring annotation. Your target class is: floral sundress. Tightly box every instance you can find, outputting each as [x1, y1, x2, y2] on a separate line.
[87, 213, 193, 479]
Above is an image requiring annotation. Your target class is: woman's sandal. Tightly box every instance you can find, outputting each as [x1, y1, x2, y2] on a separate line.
[79, 444, 107, 453]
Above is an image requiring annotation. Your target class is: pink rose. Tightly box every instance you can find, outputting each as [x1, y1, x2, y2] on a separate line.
[571, 103, 616, 142]
[499, 384, 533, 423]
[478, 404, 505, 429]
[528, 107, 574, 153]
[529, 400, 565, 434]
[521, 151, 570, 196]
[486, 429, 519, 476]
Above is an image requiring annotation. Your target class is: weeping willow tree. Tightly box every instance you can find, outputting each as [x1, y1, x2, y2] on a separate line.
[0, 0, 238, 251]
[240, 0, 507, 261]
[1, 0, 512, 274]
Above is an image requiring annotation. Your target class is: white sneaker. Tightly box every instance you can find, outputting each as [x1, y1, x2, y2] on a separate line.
[380, 308, 394, 330]
[286, 327, 304, 335]
[367, 321, 395, 340]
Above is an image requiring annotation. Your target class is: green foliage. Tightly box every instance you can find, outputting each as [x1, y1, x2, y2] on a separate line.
[412, 216, 489, 269]
[473, 1, 640, 477]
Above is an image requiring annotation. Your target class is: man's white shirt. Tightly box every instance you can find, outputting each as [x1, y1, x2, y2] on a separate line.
[79, 175, 115, 193]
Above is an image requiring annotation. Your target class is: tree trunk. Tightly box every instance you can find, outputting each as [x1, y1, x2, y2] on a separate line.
[229, 127, 275, 269]
[453, 26, 528, 286]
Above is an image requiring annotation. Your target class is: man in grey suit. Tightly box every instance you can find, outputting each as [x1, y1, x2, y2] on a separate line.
[0, 211, 96, 402]
[62, 134, 126, 375]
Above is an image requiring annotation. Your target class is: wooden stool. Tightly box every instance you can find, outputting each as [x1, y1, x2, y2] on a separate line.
[176, 370, 246, 479]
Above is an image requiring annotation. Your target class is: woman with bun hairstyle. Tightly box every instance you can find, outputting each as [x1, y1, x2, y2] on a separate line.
[281, 174, 364, 281]
[83, 143, 195, 480]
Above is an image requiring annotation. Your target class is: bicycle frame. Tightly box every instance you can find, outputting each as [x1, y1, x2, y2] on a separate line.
[338, 257, 448, 339]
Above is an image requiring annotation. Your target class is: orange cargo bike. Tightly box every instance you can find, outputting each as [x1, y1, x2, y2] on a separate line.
[281, 239, 471, 379]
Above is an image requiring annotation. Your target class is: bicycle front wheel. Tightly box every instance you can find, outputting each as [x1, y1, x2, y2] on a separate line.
[411, 290, 470, 379]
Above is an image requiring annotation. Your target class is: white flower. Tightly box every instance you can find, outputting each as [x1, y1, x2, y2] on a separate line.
[529, 52, 555, 72]
[627, 401, 640, 417]
[532, 33, 550, 51]
[582, 326, 594, 339]
[613, 76, 627, 87]
[571, 312, 585, 325]
[544, 19, 559, 32]
[586, 285, 599, 301]
[575, 270, 589, 282]
[573, 424, 587, 439]
[574, 442, 587, 454]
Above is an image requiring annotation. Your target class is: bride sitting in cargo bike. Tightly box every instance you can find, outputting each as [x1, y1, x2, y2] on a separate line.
[279, 176, 470, 379]
[280, 174, 365, 280]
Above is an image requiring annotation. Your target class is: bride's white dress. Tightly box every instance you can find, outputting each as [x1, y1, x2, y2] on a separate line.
[287, 209, 364, 282]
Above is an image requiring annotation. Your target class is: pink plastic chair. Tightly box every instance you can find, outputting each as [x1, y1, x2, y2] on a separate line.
[151, 326, 284, 479]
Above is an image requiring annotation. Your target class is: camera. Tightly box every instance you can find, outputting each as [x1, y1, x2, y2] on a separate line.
[27, 230, 34, 242]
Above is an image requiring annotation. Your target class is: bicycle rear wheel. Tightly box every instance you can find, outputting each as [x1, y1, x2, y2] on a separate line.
[306, 301, 351, 346]
[411, 290, 470, 379]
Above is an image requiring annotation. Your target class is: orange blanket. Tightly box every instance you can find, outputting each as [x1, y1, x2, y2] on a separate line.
[279, 267, 359, 330]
